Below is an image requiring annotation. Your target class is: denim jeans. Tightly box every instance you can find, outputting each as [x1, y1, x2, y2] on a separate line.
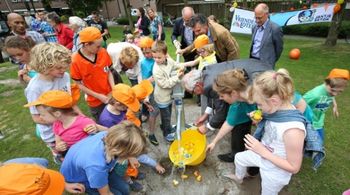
[85, 172, 129, 195]
[4, 157, 49, 168]
[159, 104, 172, 136]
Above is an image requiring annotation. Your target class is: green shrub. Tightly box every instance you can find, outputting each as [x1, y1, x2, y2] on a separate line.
[60, 15, 69, 23]
[116, 16, 138, 25]
[282, 21, 350, 38]
[75, 11, 86, 19]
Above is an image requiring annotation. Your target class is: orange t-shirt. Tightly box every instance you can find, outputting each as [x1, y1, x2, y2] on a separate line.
[126, 109, 141, 127]
[70, 48, 112, 107]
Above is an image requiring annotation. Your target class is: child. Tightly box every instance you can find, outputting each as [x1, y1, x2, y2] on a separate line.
[125, 33, 135, 44]
[205, 69, 258, 172]
[152, 40, 184, 142]
[122, 25, 132, 41]
[60, 121, 147, 194]
[225, 69, 306, 195]
[24, 42, 73, 164]
[303, 68, 349, 142]
[70, 27, 115, 121]
[4, 36, 36, 84]
[24, 90, 104, 161]
[98, 83, 140, 128]
[138, 37, 160, 145]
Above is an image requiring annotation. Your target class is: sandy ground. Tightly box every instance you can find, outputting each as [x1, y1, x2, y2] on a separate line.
[132, 99, 268, 195]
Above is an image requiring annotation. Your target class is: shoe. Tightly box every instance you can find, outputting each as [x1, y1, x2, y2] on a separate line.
[217, 153, 235, 162]
[136, 172, 146, 180]
[223, 173, 243, 184]
[148, 134, 159, 146]
[165, 132, 175, 142]
[129, 180, 143, 192]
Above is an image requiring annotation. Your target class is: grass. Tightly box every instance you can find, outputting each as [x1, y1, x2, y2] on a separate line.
[0, 26, 349, 194]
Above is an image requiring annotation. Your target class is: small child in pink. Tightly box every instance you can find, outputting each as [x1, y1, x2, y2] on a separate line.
[25, 90, 107, 161]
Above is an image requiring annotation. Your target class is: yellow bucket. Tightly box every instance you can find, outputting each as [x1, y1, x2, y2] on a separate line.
[168, 128, 206, 166]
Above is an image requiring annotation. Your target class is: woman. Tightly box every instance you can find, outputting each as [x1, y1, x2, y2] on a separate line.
[135, 7, 150, 36]
[69, 16, 86, 52]
[147, 8, 165, 41]
[47, 12, 74, 50]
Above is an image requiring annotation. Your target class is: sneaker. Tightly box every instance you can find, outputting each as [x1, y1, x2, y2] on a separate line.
[136, 172, 146, 180]
[148, 134, 159, 146]
[129, 180, 143, 192]
[217, 153, 235, 162]
[165, 132, 175, 142]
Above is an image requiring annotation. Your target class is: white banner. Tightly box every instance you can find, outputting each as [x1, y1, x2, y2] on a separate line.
[230, 4, 335, 34]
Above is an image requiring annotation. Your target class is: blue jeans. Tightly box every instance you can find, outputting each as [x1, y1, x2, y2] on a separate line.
[85, 172, 129, 195]
[4, 157, 49, 167]
[159, 104, 172, 137]
[316, 128, 325, 142]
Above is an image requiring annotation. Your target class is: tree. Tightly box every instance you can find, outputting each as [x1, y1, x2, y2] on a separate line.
[41, 0, 53, 12]
[325, 1, 347, 46]
[65, 0, 103, 16]
[121, 0, 134, 31]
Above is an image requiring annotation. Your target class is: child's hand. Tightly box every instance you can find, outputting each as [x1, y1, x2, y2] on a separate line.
[97, 94, 109, 104]
[206, 142, 216, 153]
[333, 105, 339, 118]
[128, 157, 140, 168]
[144, 101, 155, 112]
[244, 134, 270, 157]
[197, 124, 207, 134]
[84, 124, 98, 134]
[17, 69, 27, 77]
[65, 183, 85, 194]
[177, 68, 185, 78]
[56, 141, 67, 152]
[155, 163, 165, 174]
[148, 76, 154, 83]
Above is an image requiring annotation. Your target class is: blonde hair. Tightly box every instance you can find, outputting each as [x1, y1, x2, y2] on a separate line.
[104, 121, 147, 162]
[250, 68, 294, 103]
[213, 69, 248, 94]
[119, 47, 139, 67]
[152, 40, 167, 54]
[126, 33, 134, 40]
[325, 78, 348, 89]
[200, 43, 215, 55]
[29, 43, 71, 73]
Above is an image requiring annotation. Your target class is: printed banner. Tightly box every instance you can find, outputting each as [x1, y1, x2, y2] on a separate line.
[230, 4, 335, 34]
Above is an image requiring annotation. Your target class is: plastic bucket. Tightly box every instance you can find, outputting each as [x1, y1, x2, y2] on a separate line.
[168, 128, 206, 166]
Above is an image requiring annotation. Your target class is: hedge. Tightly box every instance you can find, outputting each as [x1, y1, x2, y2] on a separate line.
[282, 21, 350, 38]
[115, 16, 138, 25]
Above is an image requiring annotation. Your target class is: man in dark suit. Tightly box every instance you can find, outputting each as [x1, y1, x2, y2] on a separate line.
[250, 3, 283, 69]
[171, 7, 196, 62]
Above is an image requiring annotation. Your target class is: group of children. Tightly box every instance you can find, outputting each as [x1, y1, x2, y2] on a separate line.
[2, 22, 349, 194]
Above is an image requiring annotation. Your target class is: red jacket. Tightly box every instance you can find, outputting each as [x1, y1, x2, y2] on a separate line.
[56, 23, 74, 50]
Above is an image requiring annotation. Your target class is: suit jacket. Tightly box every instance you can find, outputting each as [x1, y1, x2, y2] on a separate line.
[171, 18, 196, 61]
[182, 21, 240, 62]
[250, 20, 283, 68]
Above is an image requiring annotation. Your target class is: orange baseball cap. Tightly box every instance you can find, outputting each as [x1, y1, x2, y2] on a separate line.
[138, 37, 154, 48]
[131, 80, 153, 101]
[327, 68, 349, 80]
[24, 90, 74, 108]
[193, 34, 210, 50]
[0, 163, 65, 195]
[79, 27, 102, 43]
[112, 84, 140, 112]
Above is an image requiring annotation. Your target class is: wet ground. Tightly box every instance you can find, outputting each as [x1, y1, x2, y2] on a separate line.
[133, 99, 266, 195]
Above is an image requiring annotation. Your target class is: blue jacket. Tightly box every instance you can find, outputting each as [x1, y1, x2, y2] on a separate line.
[253, 109, 325, 171]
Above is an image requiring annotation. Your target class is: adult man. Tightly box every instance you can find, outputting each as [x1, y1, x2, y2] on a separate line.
[171, 7, 196, 62]
[181, 13, 239, 62]
[32, 11, 57, 42]
[250, 3, 283, 68]
[7, 13, 45, 44]
[88, 11, 109, 48]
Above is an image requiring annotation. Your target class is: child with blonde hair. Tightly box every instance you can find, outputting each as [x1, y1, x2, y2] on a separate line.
[24, 90, 105, 162]
[25, 42, 74, 164]
[60, 121, 147, 194]
[225, 69, 306, 195]
[125, 33, 135, 44]
[152, 40, 184, 142]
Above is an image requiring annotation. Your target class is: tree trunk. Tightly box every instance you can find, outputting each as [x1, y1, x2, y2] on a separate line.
[325, 1, 347, 46]
[122, 0, 133, 31]
[29, 0, 36, 12]
[104, 0, 110, 20]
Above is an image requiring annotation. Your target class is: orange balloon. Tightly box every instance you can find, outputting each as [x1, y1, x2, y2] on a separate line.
[289, 48, 301, 60]
[334, 4, 341, 14]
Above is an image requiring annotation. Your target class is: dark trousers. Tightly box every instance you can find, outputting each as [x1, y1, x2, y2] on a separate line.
[209, 100, 229, 129]
[89, 103, 106, 122]
[159, 104, 172, 136]
[85, 171, 129, 195]
[111, 68, 123, 84]
[129, 78, 138, 86]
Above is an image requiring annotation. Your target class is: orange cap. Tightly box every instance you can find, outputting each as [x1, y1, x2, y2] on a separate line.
[24, 90, 74, 108]
[0, 163, 65, 195]
[131, 80, 153, 101]
[138, 37, 154, 48]
[112, 84, 140, 112]
[71, 83, 81, 103]
[126, 109, 141, 127]
[193, 34, 210, 50]
[327, 68, 349, 80]
[126, 164, 139, 177]
[79, 27, 102, 43]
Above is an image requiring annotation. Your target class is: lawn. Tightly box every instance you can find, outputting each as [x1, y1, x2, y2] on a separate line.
[0, 26, 349, 194]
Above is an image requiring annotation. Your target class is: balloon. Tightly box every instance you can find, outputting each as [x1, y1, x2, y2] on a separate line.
[233, 2, 238, 8]
[338, 0, 344, 5]
[289, 48, 301, 60]
[334, 4, 341, 14]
